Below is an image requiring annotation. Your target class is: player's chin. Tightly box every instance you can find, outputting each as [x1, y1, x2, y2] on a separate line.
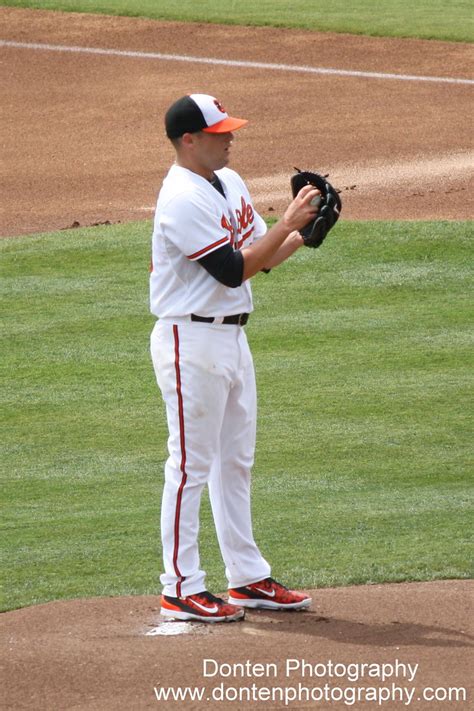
[211, 158, 228, 172]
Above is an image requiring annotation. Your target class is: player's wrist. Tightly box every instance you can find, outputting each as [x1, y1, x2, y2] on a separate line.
[277, 211, 301, 237]
[281, 212, 297, 234]
[288, 230, 304, 248]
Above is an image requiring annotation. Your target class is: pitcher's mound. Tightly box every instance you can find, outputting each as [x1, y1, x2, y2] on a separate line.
[2, 580, 472, 710]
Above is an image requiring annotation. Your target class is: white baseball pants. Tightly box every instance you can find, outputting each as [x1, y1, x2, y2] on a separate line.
[150, 318, 271, 598]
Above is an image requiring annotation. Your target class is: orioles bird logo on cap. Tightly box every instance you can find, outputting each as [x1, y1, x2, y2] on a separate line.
[213, 99, 226, 114]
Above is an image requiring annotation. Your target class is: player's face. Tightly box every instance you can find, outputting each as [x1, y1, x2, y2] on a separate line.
[192, 131, 234, 176]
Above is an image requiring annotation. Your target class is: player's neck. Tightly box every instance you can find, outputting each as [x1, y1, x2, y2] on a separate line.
[175, 156, 214, 181]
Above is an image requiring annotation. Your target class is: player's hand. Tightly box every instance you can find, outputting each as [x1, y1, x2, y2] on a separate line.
[282, 185, 321, 232]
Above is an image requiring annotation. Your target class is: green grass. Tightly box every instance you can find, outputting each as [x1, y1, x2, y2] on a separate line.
[1, 220, 473, 611]
[1, 0, 473, 42]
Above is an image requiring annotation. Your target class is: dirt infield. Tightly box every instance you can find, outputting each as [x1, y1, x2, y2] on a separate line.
[1, 7, 473, 237]
[1, 8, 473, 710]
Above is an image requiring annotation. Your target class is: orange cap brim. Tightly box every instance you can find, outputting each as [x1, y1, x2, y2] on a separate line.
[202, 117, 248, 134]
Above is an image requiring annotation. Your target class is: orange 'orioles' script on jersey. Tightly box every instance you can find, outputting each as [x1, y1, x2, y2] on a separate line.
[220, 195, 255, 249]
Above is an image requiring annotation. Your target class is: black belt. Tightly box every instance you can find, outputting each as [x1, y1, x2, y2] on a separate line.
[191, 313, 249, 326]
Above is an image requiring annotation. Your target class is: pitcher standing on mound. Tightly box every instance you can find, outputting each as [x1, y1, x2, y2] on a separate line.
[150, 94, 319, 622]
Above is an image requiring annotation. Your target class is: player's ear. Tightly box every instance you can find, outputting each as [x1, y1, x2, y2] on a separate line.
[181, 132, 196, 148]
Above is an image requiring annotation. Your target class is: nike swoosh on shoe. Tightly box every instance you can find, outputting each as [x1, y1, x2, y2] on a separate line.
[254, 587, 276, 597]
[192, 600, 219, 613]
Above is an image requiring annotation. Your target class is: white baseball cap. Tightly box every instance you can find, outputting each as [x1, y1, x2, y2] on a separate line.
[165, 94, 248, 139]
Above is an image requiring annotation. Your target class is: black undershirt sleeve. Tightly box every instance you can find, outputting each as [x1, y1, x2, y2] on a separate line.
[197, 242, 244, 288]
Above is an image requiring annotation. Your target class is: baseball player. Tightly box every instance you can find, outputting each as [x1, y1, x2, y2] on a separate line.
[150, 94, 320, 622]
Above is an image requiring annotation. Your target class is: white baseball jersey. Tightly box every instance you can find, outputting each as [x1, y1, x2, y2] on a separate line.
[150, 165, 267, 318]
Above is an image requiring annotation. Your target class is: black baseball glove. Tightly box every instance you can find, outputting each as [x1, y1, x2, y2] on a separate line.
[291, 168, 342, 248]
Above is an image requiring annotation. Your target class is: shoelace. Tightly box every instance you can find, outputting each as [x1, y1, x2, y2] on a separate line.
[254, 577, 287, 592]
[192, 591, 225, 605]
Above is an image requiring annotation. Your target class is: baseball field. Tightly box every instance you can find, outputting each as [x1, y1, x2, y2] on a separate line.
[1, 1, 473, 709]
